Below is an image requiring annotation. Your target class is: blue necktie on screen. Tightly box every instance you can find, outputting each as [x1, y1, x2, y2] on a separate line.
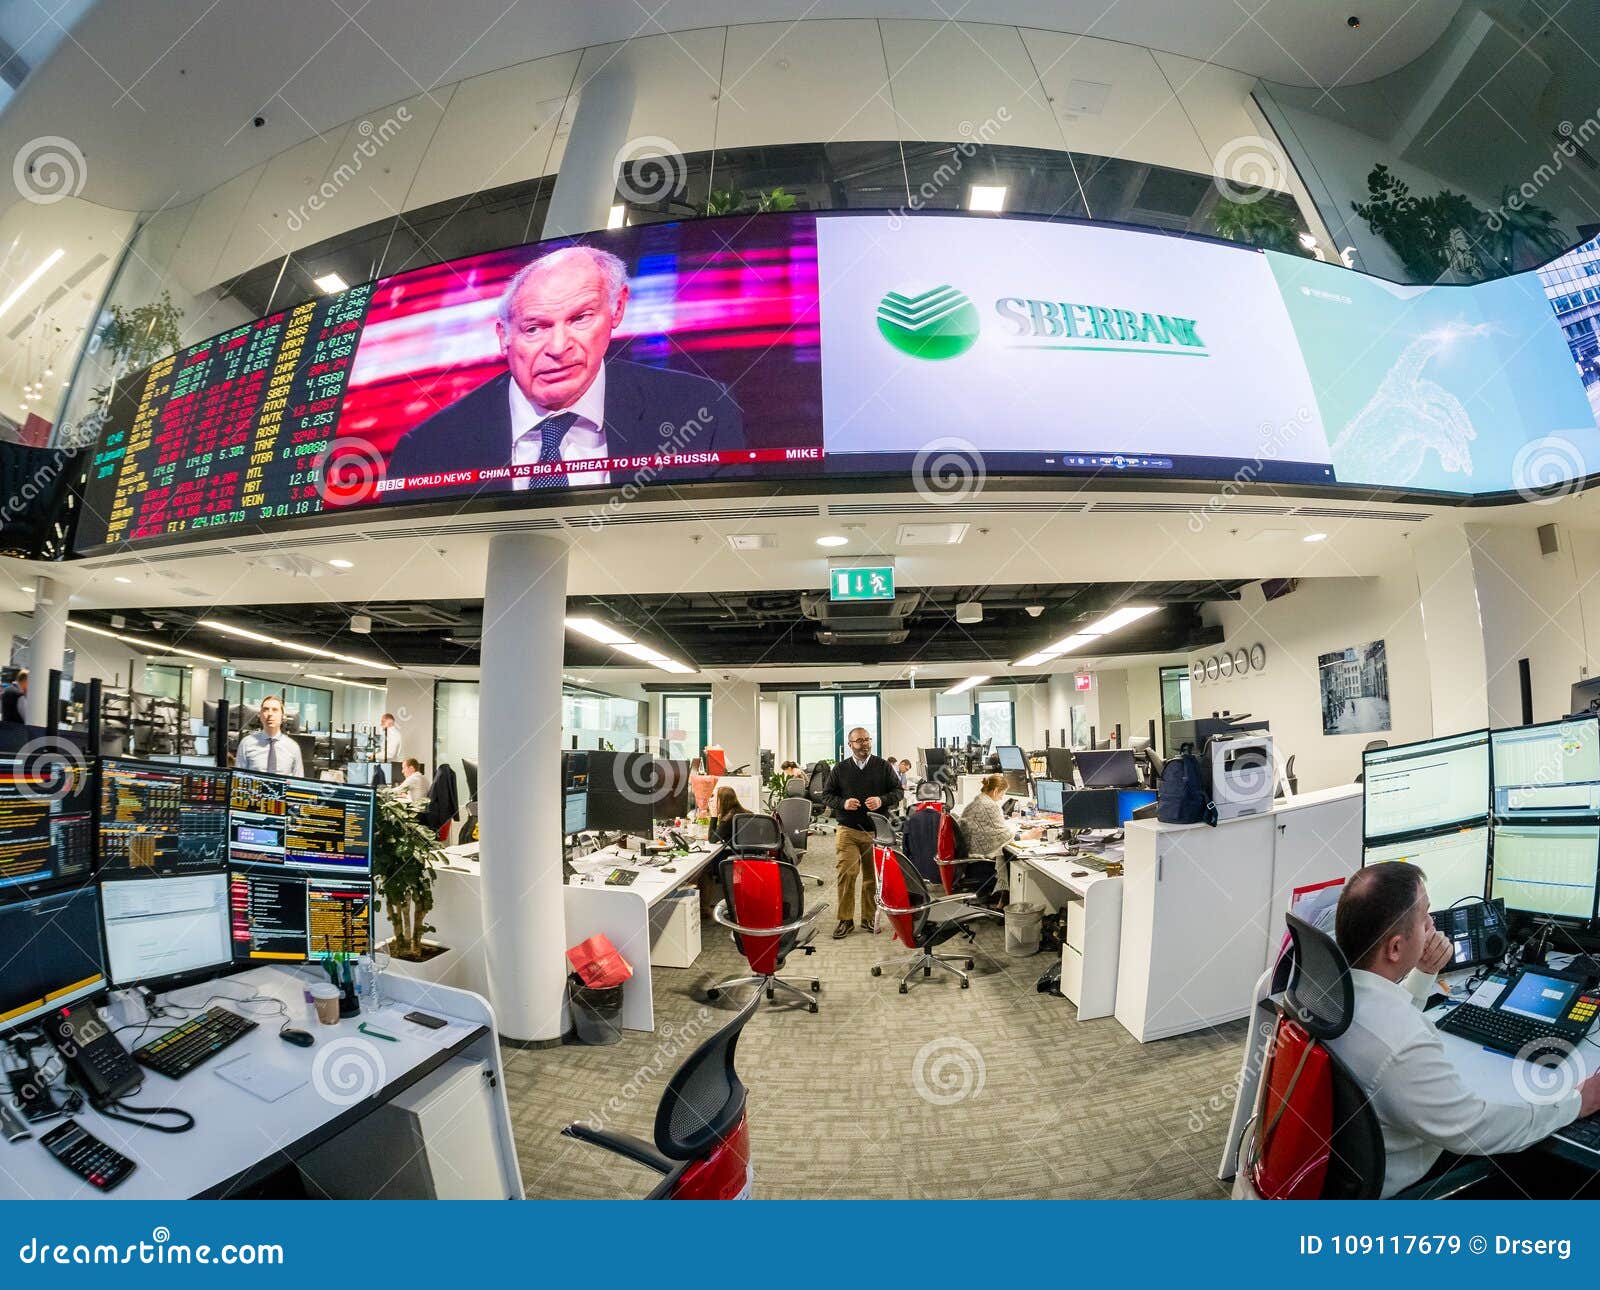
[523, 412, 579, 489]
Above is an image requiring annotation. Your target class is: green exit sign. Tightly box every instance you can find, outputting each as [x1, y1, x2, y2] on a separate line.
[831, 566, 895, 602]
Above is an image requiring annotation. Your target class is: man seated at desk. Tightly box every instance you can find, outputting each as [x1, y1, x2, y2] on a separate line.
[1327, 863, 1600, 1197]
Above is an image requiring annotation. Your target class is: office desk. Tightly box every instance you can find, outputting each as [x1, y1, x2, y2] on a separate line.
[0, 966, 521, 1200]
[1005, 839, 1123, 1019]
[565, 841, 722, 1033]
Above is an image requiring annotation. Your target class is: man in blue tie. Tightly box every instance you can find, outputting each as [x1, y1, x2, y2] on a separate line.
[234, 694, 304, 778]
[385, 246, 745, 494]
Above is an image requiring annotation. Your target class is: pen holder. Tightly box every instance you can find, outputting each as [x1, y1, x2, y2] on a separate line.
[338, 961, 361, 1018]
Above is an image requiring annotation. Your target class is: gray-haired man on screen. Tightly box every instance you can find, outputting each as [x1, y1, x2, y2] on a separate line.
[387, 245, 745, 492]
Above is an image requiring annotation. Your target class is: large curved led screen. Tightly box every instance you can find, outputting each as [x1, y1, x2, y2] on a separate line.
[74, 212, 1600, 552]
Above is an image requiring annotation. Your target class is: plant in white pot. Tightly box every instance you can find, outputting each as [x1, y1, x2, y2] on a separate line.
[373, 788, 449, 976]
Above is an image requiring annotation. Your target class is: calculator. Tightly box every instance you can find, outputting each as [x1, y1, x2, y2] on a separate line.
[38, 1119, 135, 1192]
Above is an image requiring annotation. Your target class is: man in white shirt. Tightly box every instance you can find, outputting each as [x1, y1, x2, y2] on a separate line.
[234, 695, 304, 778]
[378, 712, 403, 762]
[1327, 863, 1600, 1197]
[395, 758, 427, 805]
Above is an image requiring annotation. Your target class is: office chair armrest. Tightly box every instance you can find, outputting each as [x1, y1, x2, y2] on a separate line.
[560, 1123, 674, 1174]
[872, 890, 978, 917]
[712, 900, 830, 937]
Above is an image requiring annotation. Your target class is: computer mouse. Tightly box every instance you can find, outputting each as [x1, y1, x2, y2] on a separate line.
[661, 866, 677, 873]
[1071, 870, 1088, 878]
[279, 1028, 315, 1047]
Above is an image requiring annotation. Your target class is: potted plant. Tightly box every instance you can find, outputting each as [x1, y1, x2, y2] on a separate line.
[1351, 164, 1487, 282]
[69, 291, 184, 446]
[1209, 195, 1315, 256]
[372, 787, 449, 978]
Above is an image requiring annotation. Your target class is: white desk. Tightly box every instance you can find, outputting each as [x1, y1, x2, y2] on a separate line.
[0, 966, 521, 1200]
[1005, 839, 1123, 1019]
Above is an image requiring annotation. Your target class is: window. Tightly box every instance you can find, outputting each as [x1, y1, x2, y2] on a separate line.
[975, 700, 1015, 747]
[797, 692, 881, 765]
[935, 713, 972, 745]
[1159, 666, 1193, 755]
[662, 693, 709, 761]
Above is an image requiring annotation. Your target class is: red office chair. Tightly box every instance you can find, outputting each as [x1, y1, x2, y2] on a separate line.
[1235, 913, 1384, 1199]
[868, 812, 999, 993]
[561, 989, 759, 1199]
[705, 813, 828, 1012]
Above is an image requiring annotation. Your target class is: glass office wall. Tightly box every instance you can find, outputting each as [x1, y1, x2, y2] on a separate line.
[434, 680, 480, 785]
[1159, 665, 1193, 754]
[662, 693, 708, 761]
[797, 693, 880, 764]
[225, 676, 333, 732]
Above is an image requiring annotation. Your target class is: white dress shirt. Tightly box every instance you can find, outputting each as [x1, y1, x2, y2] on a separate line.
[379, 726, 402, 761]
[396, 770, 426, 804]
[509, 368, 609, 490]
[1326, 968, 1581, 1197]
[235, 731, 304, 778]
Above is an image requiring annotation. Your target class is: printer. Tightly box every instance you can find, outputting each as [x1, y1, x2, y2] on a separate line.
[1205, 733, 1274, 821]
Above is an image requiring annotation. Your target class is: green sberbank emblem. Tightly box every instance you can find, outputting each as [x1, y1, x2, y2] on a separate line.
[876, 284, 980, 360]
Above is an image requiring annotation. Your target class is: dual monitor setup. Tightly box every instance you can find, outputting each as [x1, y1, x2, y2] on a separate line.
[561, 750, 691, 842]
[950, 743, 1156, 833]
[1, 754, 376, 1042]
[1361, 717, 1600, 931]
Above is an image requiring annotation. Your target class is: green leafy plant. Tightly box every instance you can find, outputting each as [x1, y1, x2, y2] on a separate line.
[1480, 186, 1570, 271]
[73, 290, 185, 445]
[1209, 196, 1314, 256]
[372, 788, 443, 960]
[755, 186, 798, 213]
[702, 186, 799, 217]
[1351, 164, 1486, 282]
[704, 188, 742, 217]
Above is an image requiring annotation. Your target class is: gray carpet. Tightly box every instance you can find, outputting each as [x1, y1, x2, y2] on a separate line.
[502, 837, 1247, 1199]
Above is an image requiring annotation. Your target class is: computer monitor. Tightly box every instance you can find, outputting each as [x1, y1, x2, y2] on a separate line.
[345, 761, 374, 786]
[463, 757, 479, 802]
[1362, 730, 1490, 843]
[1061, 787, 1121, 832]
[228, 770, 374, 874]
[0, 885, 106, 1035]
[564, 789, 588, 836]
[98, 757, 230, 878]
[0, 756, 67, 896]
[100, 872, 232, 989]
[229, 869, 373, 963]
[1491, 717, 1600, 821]
[583, 787, 654, 837]
[1116, 789, 1158, 822]
[1034, 778, 1064, 814]
[1490, 823, 1600, 923]
[1002, 769, 1030, 797]
[922, 747, 950, 779]
[1045, 747, 1075, 784]
[650, 758, 691, 821]
[996, 745, 1026, 772]
[1363, 825, 1490, 909]
[1075, 749, 1140, 789]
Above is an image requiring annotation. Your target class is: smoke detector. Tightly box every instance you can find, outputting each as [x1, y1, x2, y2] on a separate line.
[956, 602, 983, 624]
[350, 614, 373, 635]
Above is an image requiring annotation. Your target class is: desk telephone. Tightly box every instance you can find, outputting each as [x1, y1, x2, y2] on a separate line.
[1431, 898, 1508, 970]
[43, 1001, 141, 1109]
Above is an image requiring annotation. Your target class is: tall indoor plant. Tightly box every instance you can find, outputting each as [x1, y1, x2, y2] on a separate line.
[373, 787, 444, 960]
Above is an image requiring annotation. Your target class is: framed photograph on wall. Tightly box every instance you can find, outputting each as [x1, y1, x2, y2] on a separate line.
[1317, 640, 1391, 736]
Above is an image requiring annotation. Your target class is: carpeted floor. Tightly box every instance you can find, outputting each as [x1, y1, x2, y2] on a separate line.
[502, 836, 1247, 1199]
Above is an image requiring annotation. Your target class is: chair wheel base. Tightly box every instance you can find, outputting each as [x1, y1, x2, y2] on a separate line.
[766, 987, 774, 1000]
[898, 984, 908, 994]
[871, 966, 881, 976]
[810, 980, 821, 992]
[965, 959, 974, 969]
[960, 979, 970, 989]
[706, 987, 721, 1000]
[923, 966, 931, 977]
[808, 1003, 818, 1013]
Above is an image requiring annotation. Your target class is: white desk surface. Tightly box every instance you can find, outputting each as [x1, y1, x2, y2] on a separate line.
[0, 965, 496, 1201]
[567, 840, 722, 909]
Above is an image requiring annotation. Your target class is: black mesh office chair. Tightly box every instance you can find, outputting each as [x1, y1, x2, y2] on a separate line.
[706, 813, 826, 1012]
[561, 990, 760, 1199]
[774, 795, 824, 887]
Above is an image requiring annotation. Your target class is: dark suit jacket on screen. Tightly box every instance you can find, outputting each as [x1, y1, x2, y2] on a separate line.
[386, 359, 746, 491]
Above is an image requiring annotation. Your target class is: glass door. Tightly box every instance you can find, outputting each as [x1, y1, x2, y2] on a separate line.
[661, 693, 709, 761]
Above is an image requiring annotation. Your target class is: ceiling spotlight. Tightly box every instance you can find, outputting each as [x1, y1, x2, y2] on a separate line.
[312, 272, 349, 294]
[43, 366, 51, 376]
[1304, 532, 1328, 543]
[607, 204, 627, 230]
[815, 534, 848, 548]
[328, 558, 354, 569]
[113, 575, 132, 584]
[967, 184, 1008, 212]
[1025, 605, 1045, 618]
[350, 613, 372, 634]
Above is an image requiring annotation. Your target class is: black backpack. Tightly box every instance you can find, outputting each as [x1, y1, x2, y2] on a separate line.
[1156, 743, 1216, 826]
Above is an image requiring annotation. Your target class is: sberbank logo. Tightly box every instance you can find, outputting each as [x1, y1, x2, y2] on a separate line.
[876, 285, 980, 360]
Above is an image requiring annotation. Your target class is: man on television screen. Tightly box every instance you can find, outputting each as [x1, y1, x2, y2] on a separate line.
[386, 245, 745, 492]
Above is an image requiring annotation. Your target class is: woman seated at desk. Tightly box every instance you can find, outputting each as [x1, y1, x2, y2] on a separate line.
[709, 785, 752, 845]
[959, 775, 1045, 892]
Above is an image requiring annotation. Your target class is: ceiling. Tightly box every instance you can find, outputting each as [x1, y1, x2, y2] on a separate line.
[0, 2, 1461, 217]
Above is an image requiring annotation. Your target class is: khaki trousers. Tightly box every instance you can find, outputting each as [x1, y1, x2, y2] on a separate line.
[835, 826, 877, 923]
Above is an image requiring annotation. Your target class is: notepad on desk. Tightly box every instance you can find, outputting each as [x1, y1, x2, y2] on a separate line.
[213, 1054, 307, 1104]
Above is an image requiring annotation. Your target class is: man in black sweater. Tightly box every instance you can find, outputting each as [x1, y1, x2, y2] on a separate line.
[822, 727, 903, 937]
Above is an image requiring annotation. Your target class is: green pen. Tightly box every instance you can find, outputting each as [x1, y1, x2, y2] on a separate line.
[359, 1022, 398, 1042]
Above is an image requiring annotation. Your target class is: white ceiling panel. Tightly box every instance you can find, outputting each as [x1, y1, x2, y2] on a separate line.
[1153, 51, 1287, 191]
[716, 20, 898, 148]
[880, 20, 1060, 149]
[310, 91, 453, 243]
[213, 132, 345, 285]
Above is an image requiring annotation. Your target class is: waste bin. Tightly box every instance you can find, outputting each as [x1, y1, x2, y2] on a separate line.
[1004, 902, 1043, 957]
[568, 972, 625, 1045]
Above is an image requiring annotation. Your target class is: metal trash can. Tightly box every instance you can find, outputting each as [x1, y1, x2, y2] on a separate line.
[568, 972, 625, 1045]
[1004, 902, 1043, 957]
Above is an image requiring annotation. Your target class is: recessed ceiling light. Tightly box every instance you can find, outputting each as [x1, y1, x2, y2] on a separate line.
[815, 534, 848, 548]
[564, 616, 630, 645]
[197, 618, 395, 670]
[967, 185, 1007, 212]
[0, 248, 63, 321]
[1304, 532, 1328, 543]
[312, 272, 349, 294]
[607, 204, 627, 229]
[328, 558, 354, 569]
[113, 575, 132, 584]
[943, 675, 990, 696]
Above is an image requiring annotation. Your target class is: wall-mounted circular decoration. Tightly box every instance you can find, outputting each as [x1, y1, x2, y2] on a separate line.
[1233, 648, 1250, 675]
[1206, 656, 1221, 681]
[1191, 661, 1205, 685]
[1219, 653, 1234, 678]
[1250, 643, 1267, 671]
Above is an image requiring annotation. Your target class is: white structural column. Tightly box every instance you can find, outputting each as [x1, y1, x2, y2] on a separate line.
[543, 59, 636, 237]
[1046, 673, 1074, 746]
[1408, 523, 1491, 735]
[710, 679, 761, 774]
[29, 575, 66, 700]
[478, 532, 571, 1043]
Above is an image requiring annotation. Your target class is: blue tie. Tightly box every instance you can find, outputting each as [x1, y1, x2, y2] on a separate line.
[525, 412, 578, 489]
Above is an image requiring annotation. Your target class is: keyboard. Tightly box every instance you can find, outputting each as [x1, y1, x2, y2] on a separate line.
[1554, 1112, 1600, 1157]
[1436, 1003, 1572, 1061]
[135, 1006, 258, 1080]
